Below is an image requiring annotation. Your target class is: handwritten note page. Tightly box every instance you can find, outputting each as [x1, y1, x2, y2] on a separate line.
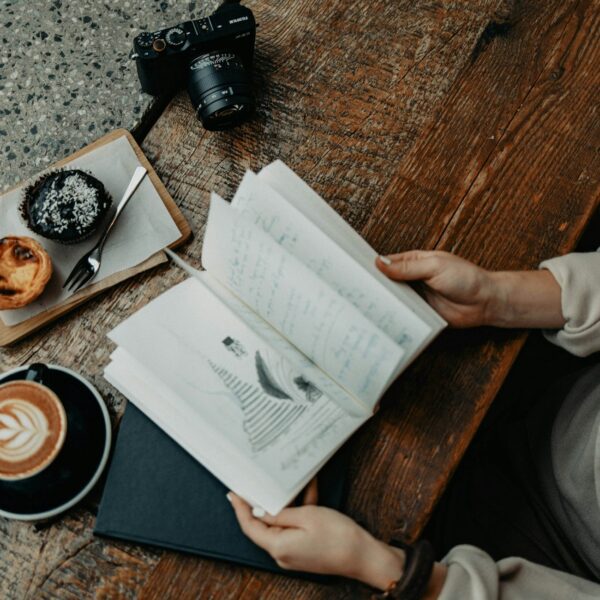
[257, 161, 447, 341]
[199, 271, 368, 417]
[107, 278, 367, 513]
[165, 251, 367, 415]
[202, 194, 404, 409]
[232, 171, 433, 358]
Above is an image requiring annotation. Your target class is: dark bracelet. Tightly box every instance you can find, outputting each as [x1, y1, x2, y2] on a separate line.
[374, 539, 435, 600]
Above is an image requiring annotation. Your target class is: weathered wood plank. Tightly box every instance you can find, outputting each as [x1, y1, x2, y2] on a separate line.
[140, 0, 599, 598]
[351, 0, 600, 542]
[0, 0, 500, 595]
[1, 0, 598, 598]
[140, 0, 494, 239]
[365, 0, 599, 259]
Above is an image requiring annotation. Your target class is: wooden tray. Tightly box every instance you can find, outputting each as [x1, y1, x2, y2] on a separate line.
[0, 129, 192, 346]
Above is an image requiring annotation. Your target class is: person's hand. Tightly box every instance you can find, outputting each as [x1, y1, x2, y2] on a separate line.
[376, 250, 496, 328]
[376, 250, 565, 329]
[228, 493, 405, 590]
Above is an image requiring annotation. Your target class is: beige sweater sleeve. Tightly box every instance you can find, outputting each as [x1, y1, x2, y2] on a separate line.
[539, 250, 600, 356]
[439, 546, 600, 600]
[436, 251, 600, 598]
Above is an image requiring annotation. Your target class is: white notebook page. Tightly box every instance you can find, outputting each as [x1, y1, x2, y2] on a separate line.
[258, 161, 447, 338]
[202, 194, 405, 409]
[107, 279, 367, 513]
[232, 170, 433, 355]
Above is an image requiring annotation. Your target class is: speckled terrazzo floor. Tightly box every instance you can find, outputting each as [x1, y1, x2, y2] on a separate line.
[0, 0, 219, 191]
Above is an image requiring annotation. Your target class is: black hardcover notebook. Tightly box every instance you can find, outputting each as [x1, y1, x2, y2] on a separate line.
[95, 404, 349, 575]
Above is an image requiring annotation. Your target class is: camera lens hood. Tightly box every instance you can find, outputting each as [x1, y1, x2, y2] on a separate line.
[187, 51, 254, 131]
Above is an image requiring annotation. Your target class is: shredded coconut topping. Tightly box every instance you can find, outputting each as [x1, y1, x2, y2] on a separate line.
[32, 172, 105, 236]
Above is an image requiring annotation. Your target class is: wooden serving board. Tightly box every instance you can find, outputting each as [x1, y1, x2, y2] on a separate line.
[0, 129, 192, 346]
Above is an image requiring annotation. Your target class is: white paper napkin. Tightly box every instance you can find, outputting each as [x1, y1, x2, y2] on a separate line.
[0, 135, 183, 326]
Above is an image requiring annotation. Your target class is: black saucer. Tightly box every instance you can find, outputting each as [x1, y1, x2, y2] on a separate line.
[0, 364, 111, 520]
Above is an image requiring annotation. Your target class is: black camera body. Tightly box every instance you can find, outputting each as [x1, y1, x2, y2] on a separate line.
[131, 1, 256, 130]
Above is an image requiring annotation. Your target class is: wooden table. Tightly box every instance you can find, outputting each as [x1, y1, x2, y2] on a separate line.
[1, 0, 598, 598]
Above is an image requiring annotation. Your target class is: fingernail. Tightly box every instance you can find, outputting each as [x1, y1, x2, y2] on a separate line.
[252, 506, 266, 518]
[379, 255, 392, 265]
[226, 493, 233, 504]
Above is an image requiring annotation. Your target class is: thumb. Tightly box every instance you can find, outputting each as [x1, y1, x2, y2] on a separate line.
[376, 251, 441, 282]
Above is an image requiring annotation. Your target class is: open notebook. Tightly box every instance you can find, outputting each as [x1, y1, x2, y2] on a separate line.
[104, 161, 446, 515]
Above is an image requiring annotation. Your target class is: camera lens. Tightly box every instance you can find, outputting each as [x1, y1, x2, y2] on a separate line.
[187, 50, 254, 131]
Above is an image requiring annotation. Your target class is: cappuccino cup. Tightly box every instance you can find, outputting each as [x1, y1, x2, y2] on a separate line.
[0, 366, 67, 481]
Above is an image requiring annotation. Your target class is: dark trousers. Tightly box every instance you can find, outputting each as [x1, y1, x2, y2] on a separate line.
[425, 333, 600, 581]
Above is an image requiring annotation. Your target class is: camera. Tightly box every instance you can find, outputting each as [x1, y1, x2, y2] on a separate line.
[131, 1, 256, 131]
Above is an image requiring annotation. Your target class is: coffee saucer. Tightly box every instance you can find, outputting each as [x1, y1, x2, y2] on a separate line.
[0, 364, 111, 521]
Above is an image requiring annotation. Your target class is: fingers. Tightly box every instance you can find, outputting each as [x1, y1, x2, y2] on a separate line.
[302, 477, 319, 505]
[228, 493, 281, 550]
[260, 506, 311, 528]
[228, 491, 310, 528]
[376, 250, 445, 282]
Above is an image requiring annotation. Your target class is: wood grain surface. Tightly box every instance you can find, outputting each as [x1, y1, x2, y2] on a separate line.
[1, 0, 598, 598]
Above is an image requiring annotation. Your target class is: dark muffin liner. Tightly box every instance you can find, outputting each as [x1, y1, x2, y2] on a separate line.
[20, 169, 112, 245]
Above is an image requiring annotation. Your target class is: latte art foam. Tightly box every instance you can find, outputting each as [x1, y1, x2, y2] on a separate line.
[0, 380, 67, 481]
[0, 398, 50, 464]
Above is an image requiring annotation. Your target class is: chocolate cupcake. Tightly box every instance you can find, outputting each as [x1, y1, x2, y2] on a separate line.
[21, 170, 112, 244]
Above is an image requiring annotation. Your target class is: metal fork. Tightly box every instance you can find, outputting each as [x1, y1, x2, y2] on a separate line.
[63, 166, 148, 293]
